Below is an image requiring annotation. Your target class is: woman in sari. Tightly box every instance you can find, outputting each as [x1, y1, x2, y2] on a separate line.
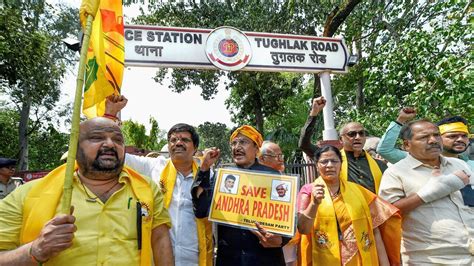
[297, 145, 401, 266]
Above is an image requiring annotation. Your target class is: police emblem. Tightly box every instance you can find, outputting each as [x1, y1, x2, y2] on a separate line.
[360, 231, 372, 251]
[205, 26, 252, 71]
[315, 230, 332, 249]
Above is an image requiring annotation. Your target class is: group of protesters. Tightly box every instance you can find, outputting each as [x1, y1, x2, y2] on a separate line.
[0, 94, 472, 266]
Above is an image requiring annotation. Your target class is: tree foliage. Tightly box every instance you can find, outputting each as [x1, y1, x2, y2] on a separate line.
[133, 0, 351, 133]
[0, 0, 79, 169]
[197, 122, 232, 163]
[121, 117, 167, 151]
[264, 77, 321, 161]
[331, 0, 473, 135]
[0, 107, 69, 170]
[137, 0, 474, 156]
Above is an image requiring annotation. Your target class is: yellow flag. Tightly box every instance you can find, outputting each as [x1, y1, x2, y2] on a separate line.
[80, 0, 124, 118]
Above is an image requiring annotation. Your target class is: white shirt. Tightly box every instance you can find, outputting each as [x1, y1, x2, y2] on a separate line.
[125, 154, 199, 266]
[379, 154, 474, 265]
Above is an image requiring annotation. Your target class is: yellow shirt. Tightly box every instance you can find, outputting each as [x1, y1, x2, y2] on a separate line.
[0, 171, 171, 265]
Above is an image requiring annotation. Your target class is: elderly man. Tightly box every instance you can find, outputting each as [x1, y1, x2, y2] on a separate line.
[106, 95, 214, 266]
[259, 141, 285, 173]
[192, 125, 289, 266]
[377, 112, 474, 206]
[0, 117, 173, 265]
[299, 97, 387, 193]
[0, 158, 22, 199]
[377, 110, 474, 169]
[379, 119, 473, 264]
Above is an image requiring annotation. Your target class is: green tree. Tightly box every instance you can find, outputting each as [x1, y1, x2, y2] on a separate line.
[121, 117, 167, 151]
[28, 125, 69, 170]
[0, 1, 79, 170]
[132, 1, 472, 152]
[197, 122, 231, 163]
[134, 0, 361, 134]
[331, 0, 473, 135]
[0, 107, 69, 170]
[264, 78, 319, 161]
[0, 107, 20, 158]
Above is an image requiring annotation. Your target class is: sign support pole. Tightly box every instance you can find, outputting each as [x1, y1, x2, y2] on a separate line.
[320, 71, 338, 140]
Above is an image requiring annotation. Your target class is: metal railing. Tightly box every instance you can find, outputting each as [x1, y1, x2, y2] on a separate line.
[284, 158, 317, 188]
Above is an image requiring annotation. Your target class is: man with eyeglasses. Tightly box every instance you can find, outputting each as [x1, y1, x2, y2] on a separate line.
[192, 125, 290, 266]
[0, 158, 22, 199]
[259, 141, 285, 173]
[105, 95, 214, 266]
[299, 96, 387, 193]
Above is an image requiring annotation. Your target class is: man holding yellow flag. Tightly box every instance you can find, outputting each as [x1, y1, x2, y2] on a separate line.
[0, 117, 173, 265]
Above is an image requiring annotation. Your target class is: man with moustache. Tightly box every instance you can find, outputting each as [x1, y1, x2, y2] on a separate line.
[192, 125, 289, 266]
[299, 96, 387, 193]
[377, 112, 474, 206]
[379, 120, 474, 264]
[105, 95, 214, 266]
[377, 110, 473, 169]
[0, 117, 173, 265]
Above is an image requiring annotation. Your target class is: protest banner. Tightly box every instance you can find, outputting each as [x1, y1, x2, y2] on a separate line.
[209, 168, 298, 237]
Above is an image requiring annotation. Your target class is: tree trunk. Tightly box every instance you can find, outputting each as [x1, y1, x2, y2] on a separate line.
[323, 0, 362, 37]
[355, 36, 364, 109]
[18, 85, 31, 171]
[254, 96, 264, 135]
[313, 73, 321, 98]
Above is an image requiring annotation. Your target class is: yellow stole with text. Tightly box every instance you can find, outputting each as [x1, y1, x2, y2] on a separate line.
[160, 159, 213, 266]
[20, 163, 154, 266]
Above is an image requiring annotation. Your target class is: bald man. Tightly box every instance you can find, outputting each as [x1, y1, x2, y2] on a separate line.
[0, 118, 173, 265]
[299, 97, 387, 193]
[259, 141, 285, 173]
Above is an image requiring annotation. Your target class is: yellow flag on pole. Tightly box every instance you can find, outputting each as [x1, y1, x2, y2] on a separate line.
[80, 0, 124, 118]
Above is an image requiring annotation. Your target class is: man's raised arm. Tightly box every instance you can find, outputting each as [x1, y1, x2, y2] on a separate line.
[298, 96, 325, 159]
[376, 107, 415, 164]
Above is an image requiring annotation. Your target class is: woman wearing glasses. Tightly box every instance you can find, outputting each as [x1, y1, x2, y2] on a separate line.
[297, 145, 401, 265]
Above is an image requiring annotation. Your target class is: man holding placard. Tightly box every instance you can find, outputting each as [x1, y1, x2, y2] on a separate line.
[192, 125, 291, 266]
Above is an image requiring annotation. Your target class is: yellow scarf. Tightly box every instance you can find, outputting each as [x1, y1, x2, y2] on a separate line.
[340, 149, 383, 194]
[160, 159, 213, 266]
[20, 163, 154, 266]
[311, 177, 377, 265]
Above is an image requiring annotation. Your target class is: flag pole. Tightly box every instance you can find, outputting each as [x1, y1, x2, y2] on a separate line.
[60, 14, 94, 214]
